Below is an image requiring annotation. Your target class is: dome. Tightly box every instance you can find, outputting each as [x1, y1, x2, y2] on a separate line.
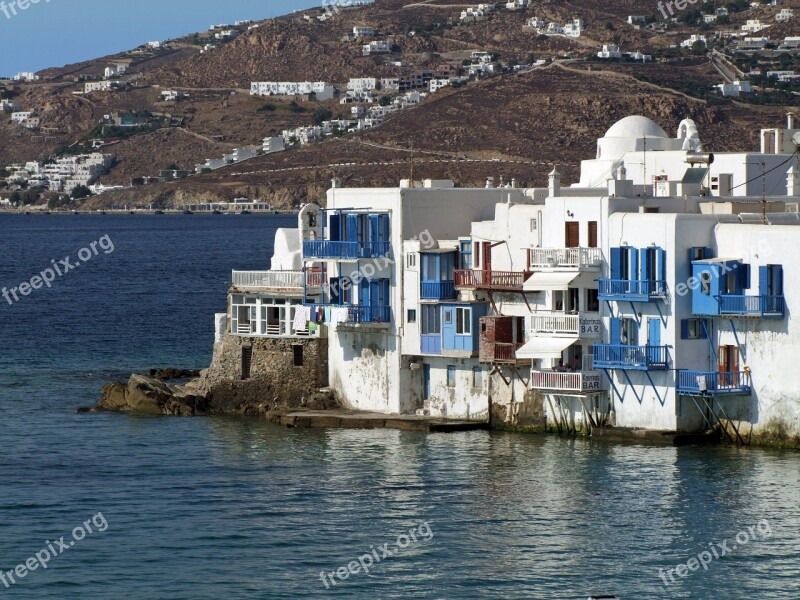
[603, 116, 668, 139]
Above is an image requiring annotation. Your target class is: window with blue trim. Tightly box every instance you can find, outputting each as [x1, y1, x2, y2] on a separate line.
[681, 318, 709, 340]
[459, 240, 472, 270]
[447, 365, 456, 388]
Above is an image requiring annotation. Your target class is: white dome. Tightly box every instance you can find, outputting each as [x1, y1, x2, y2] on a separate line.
[604, 115, 668, 139]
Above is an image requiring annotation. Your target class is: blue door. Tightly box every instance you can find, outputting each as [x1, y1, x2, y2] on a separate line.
[648, 317, 661, 365]
[442, 307, 456, 349]
[423, 364, 431, 399]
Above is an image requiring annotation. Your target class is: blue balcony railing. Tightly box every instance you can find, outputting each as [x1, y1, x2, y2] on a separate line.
[598, 279, 667, 302]
[421, 280, 456, 300]
[717, 295, 785, 318]
[303, 240, 390, 260]
[593, 344, 669, 370]
[309, 304, 392, 324]
[677, 370, 751, 395]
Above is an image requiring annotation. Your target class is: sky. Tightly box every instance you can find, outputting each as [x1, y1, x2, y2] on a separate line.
[0, 0, 324, 77]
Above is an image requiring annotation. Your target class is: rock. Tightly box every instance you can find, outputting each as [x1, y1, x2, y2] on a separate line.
[149, 368, 202, 381]
[125, 374, 176, 414]
[99, 382, 129, 411]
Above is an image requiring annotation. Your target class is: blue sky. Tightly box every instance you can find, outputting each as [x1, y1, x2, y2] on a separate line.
[0, 0, 324, 77]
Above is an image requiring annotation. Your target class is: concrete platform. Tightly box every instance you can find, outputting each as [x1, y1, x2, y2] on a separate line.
[268, 409, 489, 433]
[592, 427, 721, 446]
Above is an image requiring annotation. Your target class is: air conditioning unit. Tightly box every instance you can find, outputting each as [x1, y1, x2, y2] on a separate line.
[786, 203, 799, 213]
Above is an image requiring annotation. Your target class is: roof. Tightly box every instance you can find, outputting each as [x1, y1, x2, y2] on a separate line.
[604, 115, 669, 139]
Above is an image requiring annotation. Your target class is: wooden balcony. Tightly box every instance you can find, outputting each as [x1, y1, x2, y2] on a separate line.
[480, 341, 525, 364]
[455, 270, 531, 291]
[530, 369, 605, 393]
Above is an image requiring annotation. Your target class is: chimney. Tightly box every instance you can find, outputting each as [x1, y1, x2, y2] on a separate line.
[788, 166, 799, 197]
[548, 165, 561, 197]
[511, 178, 517, 188]
[331, 178, 340, 189]
[788, 112, 796, 130]
[485, 177, 495, 188]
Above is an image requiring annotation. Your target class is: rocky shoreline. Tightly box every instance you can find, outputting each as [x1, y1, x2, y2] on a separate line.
[85, 369, 340, 417]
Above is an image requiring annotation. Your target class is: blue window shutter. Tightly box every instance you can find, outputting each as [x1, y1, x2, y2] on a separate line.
[649, 318, 661, 347]
[700, 319, 709, 340]
[759, 266, 769, 296]
[329, 214, 341, 241]
[369, 214, 379, 247]
[330, 277, 340, 304]
[680, 319, 688, 340]
[657, 248, 666, 283]
[738, 263, 750, 290]
[703, 247, 714, 259]
[382, 279, 390, 305]
[774, 265, 784, 296]
[379, 214, 390, 244]
[370, 280, 380, 307]
[346, 214, 359, 243]
[359, 277, 370, 306]
[610, 317, 621, 343]
[610, 248, 622, 280]
[640, 249, 649, 281]
[629, 247, 638, 281]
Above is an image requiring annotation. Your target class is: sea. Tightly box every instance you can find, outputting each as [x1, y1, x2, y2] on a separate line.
[0, 214, 799, 599]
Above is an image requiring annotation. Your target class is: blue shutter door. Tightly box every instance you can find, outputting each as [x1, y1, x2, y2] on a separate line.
[739, 263, 750, 290]
[628, 247, 638, 281]
[610, 317, 621, 344]
[759, 266, 769, 296]
[680, 319, 689, 340]
[640, 249, 650, 281]
[774, 265, 784, 296]
[610, 248, 622, 280]
[657, 248, 666, 284]
[648, 318, 661, 365]
[346, 214, 359, 243]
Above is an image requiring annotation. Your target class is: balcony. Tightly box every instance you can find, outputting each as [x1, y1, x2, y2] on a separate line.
[303, 240, 390, 261]
[311, 304, 391, 325]
[231, 270, 323, 293]
[531, 369, 605, 393]
[677, 370, 751, 395]
[716, 295, 785, 319]
[482, 342, 525, 364]
[598, 279, 667, 302]
[593, 344, 669, 370]
[529, 247, 602, 270]
[455, 270, 531, 291]
[530, 312, 601, 338]
[421, 280, 456, 300]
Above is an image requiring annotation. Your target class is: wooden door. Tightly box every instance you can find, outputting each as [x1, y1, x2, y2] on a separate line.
[588, 221, 598, 248]
[565, 221, 580, 248]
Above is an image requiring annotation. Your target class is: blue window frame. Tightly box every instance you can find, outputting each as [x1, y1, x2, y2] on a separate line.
[681, 318, 710, 340]
[421, 305, 441, 334]
[459, 240, 472, 270]
[447, 365, 456, 388]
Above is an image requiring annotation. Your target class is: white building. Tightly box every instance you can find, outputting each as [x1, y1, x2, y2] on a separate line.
[741, 19, 769, 33]
[214, 29, 237, 40]
[429, 78, 451, 93]
[505, 0, 527, 10]
[13, 72, 39, 82]
[85, 81, 116, 93]
[1, 99, 17, 113]
[353, 26, 376, 37]
[563, 18, 584, 37]
[526, 17, 546, 29]
[681, 34, 707, 48]
[717, 80, 752, 96]
[104, 65, 127, 79]
[347, 77, 378, 92]
[776, 8, 793, 21]
[362, 40, 391, 55]
[262, 136, 285, 154]
[10, 111, 35, 124]
[627, 15, 646, 25]
[146, 41, 162, 49]
[250, 81, 335, 101]
[598, 44, 622, 59]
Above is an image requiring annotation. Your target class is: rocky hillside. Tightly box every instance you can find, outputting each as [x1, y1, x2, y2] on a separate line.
[1, 0, 798, 209]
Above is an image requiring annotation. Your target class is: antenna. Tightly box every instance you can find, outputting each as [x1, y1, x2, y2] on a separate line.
[409, 139, 415, 188]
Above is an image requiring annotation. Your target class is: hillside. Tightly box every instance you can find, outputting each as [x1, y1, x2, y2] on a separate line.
[1, 0, 798, 209]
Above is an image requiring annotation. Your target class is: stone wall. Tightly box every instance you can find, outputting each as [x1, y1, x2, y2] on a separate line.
[199, 329, 333, 414]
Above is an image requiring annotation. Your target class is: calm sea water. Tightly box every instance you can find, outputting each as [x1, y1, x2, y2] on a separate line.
[0, 214, 799, 599]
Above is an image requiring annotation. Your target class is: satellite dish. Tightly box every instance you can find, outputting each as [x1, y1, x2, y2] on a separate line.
[792, 131, 800, 147]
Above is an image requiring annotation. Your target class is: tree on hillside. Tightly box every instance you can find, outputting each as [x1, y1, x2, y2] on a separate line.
[71, 185, 93, 200]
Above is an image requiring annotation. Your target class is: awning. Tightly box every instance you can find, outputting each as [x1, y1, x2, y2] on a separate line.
[523, 272, 579, 291]
[516, 337, 579, 360]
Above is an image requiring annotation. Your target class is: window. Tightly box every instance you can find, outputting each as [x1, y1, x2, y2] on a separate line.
[421, 305, 441, 334]
[681, 318, 709, 340]
[447, 365, 456, 388]
[293, 345, 304, 367]
[444, 310, 452, 324]
[621, 318, 638, 346]
[407, 253, 416, 268]
[241, 346, 252, 380]
[473, 242, 482, 269]
[459, 240, 472, 270]
[586, 289, 599, 312]
[530, 218, 537, 232]
[456, 307, 471, 335]
[700, 271, 712, 295]
[588, 221, 598, 248]
[407, 309, 417, 323]
[472, 366, 483, 388]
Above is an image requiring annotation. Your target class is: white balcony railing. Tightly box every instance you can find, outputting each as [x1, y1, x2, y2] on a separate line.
[530, 312, 601, 338]
[232, 270, 319, 290]
[529, 247, 602, 269]
[531, 369, 605, 393]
